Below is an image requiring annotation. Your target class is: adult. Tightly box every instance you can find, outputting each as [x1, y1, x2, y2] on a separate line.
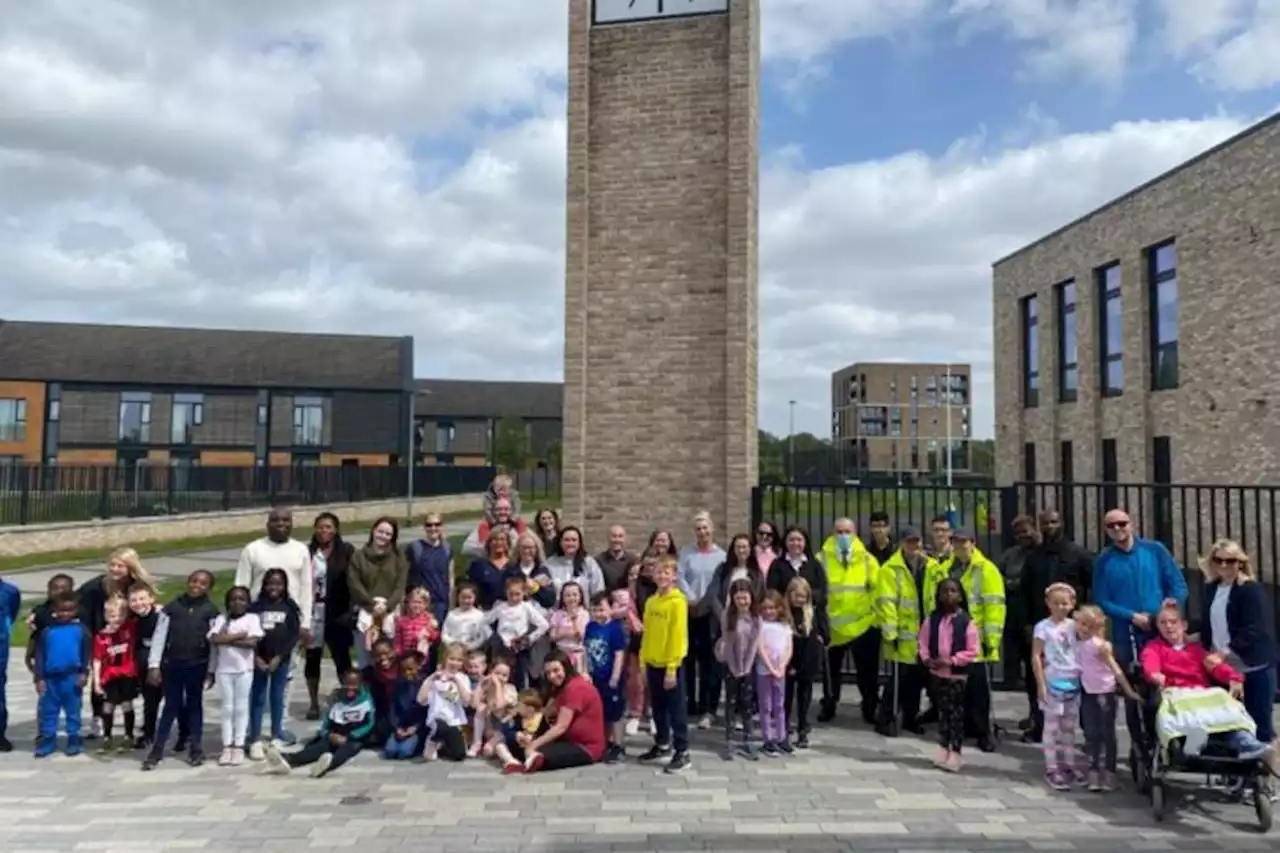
[928, 514, 953, 561]
[874, 527, 933, 736]
[767, 526, 827, 606]
[304, 512, 355, 720]
[708, 534, 766, 647]
[995, 515, 1038, 729]
[648, 529, 678, 558]
[466, 532, 514, 610]
[865, 511, 896, 566]
[928, 528, 1005, 751]
[406, 512, 454, 625]
[1093, 508, 1187, 666]
[347, 517, 410, 667]
[494, 649, 605, 773]
[545, 527, 606, 602]
[678, 512, 727, 728]
[509, 531, 558, 610]
[465, 497, 524, 561]
[234, 508, 315, 645]
[1198, 539, 1275, 748]
[482, 473, 522, 527]
[533, 508, 561, 557]
[753, 521, 782, 581]
[816, 517, 881, 725]
[597, 525, 640, 592]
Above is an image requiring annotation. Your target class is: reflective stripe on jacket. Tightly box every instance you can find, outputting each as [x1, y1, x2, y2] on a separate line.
[821, 536, 880, 647]
[924, 548, 1007, 662]
[875, 549, 935, 663]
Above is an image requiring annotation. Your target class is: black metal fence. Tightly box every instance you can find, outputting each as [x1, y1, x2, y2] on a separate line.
[0, 464, 560, 526]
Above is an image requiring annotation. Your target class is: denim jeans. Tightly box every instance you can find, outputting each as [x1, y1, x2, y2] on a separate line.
[383, 732, 420, 760]
[156, 662, 206, 751]
[248, 661, 290, 743]
[1242, 667, 1277, 743]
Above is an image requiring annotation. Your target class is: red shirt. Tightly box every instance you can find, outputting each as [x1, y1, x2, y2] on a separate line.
[394, 612, 440, 656]
[93, 621, 138, 685]
[1140, 637, 1242, 688]
[555, 675, 606, 762]
[476, 518, 529, 543]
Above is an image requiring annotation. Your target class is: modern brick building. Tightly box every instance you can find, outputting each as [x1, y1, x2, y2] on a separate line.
[562, 0, 758, 543]
[831, 362, 973, 477]
[414, 379, 563, 467]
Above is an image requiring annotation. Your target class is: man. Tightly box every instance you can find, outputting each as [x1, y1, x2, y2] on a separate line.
[929, 528, 1004, 751]
[817, 517, 882, 725]
[865, 511, 896, 565]
[927, 514, 953, 561]
[235, 508, 314, 646]
[1093, 508, 1186, 663]
[873, 527, 933, 736]
[597, 525, 640, 592]
[995, 516, 1038, 726]
[678, 512, 726, 729]
[464, 497, 524, 561]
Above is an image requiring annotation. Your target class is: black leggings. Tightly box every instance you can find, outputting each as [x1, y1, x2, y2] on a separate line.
[503, 730, 594, 772]
[304, 628, 354, 681]
[286, 737, 362, 773]
[427, 723, 468, 762]
[824, 629, 881, 719]
[784, 673, 814, 737]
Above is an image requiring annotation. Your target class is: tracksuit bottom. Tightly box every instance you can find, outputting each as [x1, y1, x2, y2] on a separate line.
[36, 672, 83, 754]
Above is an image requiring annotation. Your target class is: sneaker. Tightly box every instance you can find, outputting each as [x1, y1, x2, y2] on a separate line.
[1045, 770, 1071, 791]
[501, 760, 524, 775]
[604, 744, 626, 765]
[229, 747, 244, 767]
[796, 734, 810, 749]
[932, 748, 950, 768]
[1100, 771, 1118, 792]
[903, 720, 926, 735]
[305, 706, 321, 721]
[309, 753, 333, 778]
[0, 736, 13, 753]
[778, 740, 795, 755]
[34, 739, 57, 759]
[187, 747, 206, 767]
[1086, 770, 1101, 792]
[466, 744, 481, 758]
[98, 737, 115, 755]
[89, 718, 104, 740]
[737, 742, 759, 761]
[173, 738, 188, 754]
[942, 753, 964, 773]
[217, 748, 234, 767]
[1238, 742, 1274, 762]
[638, 745, 671, 763]
[761, 742, 781, 758]
[115, 738, 131, 755]
[132, 737, 151, 751]
[422, 742, 439, 762]
[65, 739, 84, 757]
[977, 737, 996, 754]
[664, 751, 691, 774]
[248, 741, 266, 761]
[141, 747, 162, 770]
[261, 745, 291, 775]
[697, 714, 713, 730]
[816, 703, 836, 724]
[625, 718, 640, 737]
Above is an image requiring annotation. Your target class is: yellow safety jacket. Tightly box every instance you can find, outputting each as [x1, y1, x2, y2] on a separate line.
[924, 548, 1006, 662]
[820, 535, 880, 647]
[874, 549, 936, 664]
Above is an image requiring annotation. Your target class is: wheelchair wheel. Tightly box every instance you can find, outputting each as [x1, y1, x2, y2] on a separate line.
[1132, 749, 1151, 795]
[1151, 782, 1166, 822]
[1256, 784, 1273, 833]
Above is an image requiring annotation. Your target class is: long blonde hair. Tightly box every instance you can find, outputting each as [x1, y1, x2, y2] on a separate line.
[107, 547, 156, 596]
[786, 576, 814, 636]
[514, 531, 546, 565]
[1197, 538, 1254, 583]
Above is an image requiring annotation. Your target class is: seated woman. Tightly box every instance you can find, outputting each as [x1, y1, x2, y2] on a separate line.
[492, 648, 606, 774]
[1139, 603, 1273, 761]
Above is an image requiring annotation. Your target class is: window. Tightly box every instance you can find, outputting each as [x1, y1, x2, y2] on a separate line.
[1056, 280, 1078, 402]
[436, 421, 456, 452]
[170, 393, 205, 444]
[1092, 263, 1123, 396]
[1152, 435, 1173, 546]
[1060, 440, 1073, 480]
[1148, 240, 1179, 390]
[948, 440, 969, 470]
[118, 392, 152, 443]
[0, 398, 27, 442]
[1101, 438, 1118, 511]
[1023, 442, 1036, 482]
[1153, 435, 1172, 484]
[889, 407, 901, 437]
[292, 396, 324, 446]
[48, 400, 60, 422]
[910, 440, 919, 470]
[1021, 295, 1039, 407]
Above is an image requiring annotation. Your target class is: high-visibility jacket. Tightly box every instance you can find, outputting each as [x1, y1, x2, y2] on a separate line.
[874, 549, 936, 663]
[924, 548, 1006, 662]
[820, 536, 880, 647]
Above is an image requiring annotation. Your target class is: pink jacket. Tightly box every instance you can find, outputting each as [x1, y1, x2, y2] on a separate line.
[1139, 637, 1242, 689]
[917, 613, 979, 679]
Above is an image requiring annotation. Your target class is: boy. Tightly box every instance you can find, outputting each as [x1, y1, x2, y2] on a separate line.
[25, 574, 74, 675]
[639, 555, 691, 774]
[585, 592, 627, 763]
[384, 651, 427, 760]
[128, 586, 167, 750]
[33, 592, 93, 757]
[0, 571, 21, 752]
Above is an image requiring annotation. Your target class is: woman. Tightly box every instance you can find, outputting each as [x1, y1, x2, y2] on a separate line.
[1198, 539, 1276, 747]
[534, 508, 561, 557]
[405, 512, 454, 626]
[494, 649, 605, 773]
[304, 512, 355, 719]
[708, 533, 767, 642]
[77, 548, 156, 739]
[467, 533, 514, 610]
[508, 532, 558, 611]
[754, 521, 783, 580]
[348, 517, 410, 668]
[767, 526, 828, 609]
[648, 529, 678, 558]
[545, 527, 606, 601]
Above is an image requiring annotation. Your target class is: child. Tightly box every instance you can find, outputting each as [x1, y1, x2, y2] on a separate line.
[1032, 582, 1082, 790]
[488, 577, 550, 690]
[1074, 605, 1139, 791]
[918, 578, 979, 773]
[441, 583, 491, 653]
[463, 650, 489, 750]
[364, 637, 399, 740]
[0, 571, 15, 753]
[25, 573, 74, 675]
[785, 576, 826, 749]
[474, 658, 518, 758]
[208, 586, 265, 767]
[623, 551, 658, 736]
[550, 582, 590, 673]
[585, 592, 628, 763]
[639, 555, 691, 774]
[33, 592, 93, 757]
[719, 579, 760, 760]
[493, 689, 551, 773]
[385, 651, 427, 760]
[395, 588, 440, 659]
[357, 598, 397, 652]
[247, 568, 302, 760]
[128, 585, 166, 750]
[91, 596, 140, 753]
[263, 669, 375, 778]
[755, 590, 793, 757]
[417, 643, 473, 762]
[143, 570, 219, 770]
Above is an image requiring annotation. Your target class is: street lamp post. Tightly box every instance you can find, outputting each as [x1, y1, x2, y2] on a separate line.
[944, 364, 953, 488]
[788, 400, 796, 484]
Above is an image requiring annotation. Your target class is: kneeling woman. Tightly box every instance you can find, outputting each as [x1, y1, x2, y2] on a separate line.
[495, 649, 606, 773]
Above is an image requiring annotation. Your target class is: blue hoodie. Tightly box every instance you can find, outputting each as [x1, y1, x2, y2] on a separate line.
[389, 676, 426, 732]
[1093, 538, 1187, 660]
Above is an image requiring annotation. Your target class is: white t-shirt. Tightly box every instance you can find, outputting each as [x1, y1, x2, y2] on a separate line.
[208, 613, 265, 674]
[423, 672, 470, 728]
[1033, 617, 1080, 688]
[235, 537, 314, 631]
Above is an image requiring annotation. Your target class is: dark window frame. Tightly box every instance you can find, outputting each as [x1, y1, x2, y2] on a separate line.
[292, 395, 325, 447]
[1096, 262, 1123, 397]
[118, 391, 152, 444]
[1021, 295, 1039, 408]
[1147, 240, 1179, 391]
[0, 398, 27, 443]
[1056, 279, 1078, 402]
[1023, 442, 1036, 482]
[170, 392, 205, 445]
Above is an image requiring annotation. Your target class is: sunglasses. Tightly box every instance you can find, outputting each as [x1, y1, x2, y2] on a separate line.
[1105, 521, 1129, 530]
[756, 530, 772, 537]
[424, 522, 442, 528]
[1211, 555, 1240, 566]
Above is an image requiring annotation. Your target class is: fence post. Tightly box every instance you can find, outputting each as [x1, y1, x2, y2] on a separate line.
[166, 464, 175, 513]
[221, 468, 231, 512]
[998, 486, 1019, 550]
[96, 470, 110, 520]
[18, 468, 31, 525]
[750, 486, 763, 532]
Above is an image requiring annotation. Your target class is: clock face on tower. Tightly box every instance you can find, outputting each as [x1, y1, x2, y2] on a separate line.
[592, 0, 729, 26]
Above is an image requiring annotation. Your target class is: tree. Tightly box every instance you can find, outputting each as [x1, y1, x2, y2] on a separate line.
[544, 439, 562, 473]
[491, 415, 531, 473]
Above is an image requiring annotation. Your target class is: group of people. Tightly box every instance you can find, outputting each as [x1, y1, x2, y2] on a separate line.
[0, 479, 1274, 792]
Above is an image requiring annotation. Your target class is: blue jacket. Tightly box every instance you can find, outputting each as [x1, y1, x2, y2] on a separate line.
[406, 539, 452, 622]
[35, 620, 93, 678]
[1200, 580, 1274, 671]
[389, 676, 426, 731]
[0, 579, 19, 663]
[1094, 538, 1187, 658]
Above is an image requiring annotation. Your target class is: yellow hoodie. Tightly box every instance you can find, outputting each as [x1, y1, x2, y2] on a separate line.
[640, 586, 689, 677]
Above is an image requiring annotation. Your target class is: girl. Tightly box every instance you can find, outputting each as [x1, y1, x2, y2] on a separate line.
[719, 579, 759, 760]
[395, 588, 440, 659]
[247, 569, 301, 760]
[917, 578, 979, 773]
[1032, 582, 1082, 790]
[623, 550, 658, 736]
[1074, 605, 1139, 792]
[91, 596, 139, 753]
[472, 658, 518, 758]
[785, 576, 826, 749]
[128, 585, 163, 750]
[208, 586, 264, 767]
[755, 591, 793, 757]
[441, 583, 491, 653]
[488, 577, 550, 690]
[263, 669, 375, 778]
[550, 582, 590, 672]
[418, 643, 473, 762]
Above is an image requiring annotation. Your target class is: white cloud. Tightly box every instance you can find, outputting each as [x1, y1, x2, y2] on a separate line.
[1154, 0, 1280, 91]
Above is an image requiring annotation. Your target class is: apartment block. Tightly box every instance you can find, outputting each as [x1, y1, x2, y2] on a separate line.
[413, 379, 563, 467]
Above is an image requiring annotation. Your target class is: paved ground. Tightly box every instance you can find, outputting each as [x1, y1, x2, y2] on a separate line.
[1, 658, 1276, 852]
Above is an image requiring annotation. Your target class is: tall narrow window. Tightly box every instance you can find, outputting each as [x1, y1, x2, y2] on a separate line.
[0, 398, 27, 442]
[1023, 442, 1036, 482]
[1101, 438, 1118, 512]
[1059, 440, 1074, 481]
[1152, 436, 1172, 484]
[1021, 295, 1039, 407]
[118, 392, 152, 443]
[1056, 280, 1077, 402]
[1096, 263, 1123, 396]
[171, 393, 205, 444]
[1148, 240, 1179, 390]
[292, 396, 324, 446]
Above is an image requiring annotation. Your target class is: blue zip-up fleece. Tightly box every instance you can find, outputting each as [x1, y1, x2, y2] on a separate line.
[1093, 538, 1187, 659]
[36, 621, 93, 677]
[0, 578, 21, 738]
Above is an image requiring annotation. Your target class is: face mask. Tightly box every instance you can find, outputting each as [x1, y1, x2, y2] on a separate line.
[836, 533, 853, 551]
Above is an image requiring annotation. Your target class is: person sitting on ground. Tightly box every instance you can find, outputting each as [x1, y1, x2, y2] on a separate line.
[493, 649, 606, 774]
[262, 669, 375, 778]
[383, 651, 427, 761]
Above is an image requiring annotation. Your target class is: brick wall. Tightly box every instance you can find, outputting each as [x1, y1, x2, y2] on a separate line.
[562, 0, 759, 545]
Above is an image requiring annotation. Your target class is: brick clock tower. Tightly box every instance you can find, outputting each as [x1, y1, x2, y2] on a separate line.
[562, 0, 760, 544]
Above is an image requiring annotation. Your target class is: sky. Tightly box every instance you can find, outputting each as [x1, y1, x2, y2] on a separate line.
[1, 1, 1278, 442]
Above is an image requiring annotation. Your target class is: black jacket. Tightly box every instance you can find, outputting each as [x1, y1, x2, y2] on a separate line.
[158, 594, 220, 666]
[865, 537, 896, 567]
[311, 538, 355, 631]
[1022, 538, 1094, 626]
[1200, 580, 1275, 671]
[503, 563, 557, 610]
[708, 562, 767, 639]
[788, 604, 828, 678]
[767, 555, 828, 612]
[76, 575, 142, 635]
